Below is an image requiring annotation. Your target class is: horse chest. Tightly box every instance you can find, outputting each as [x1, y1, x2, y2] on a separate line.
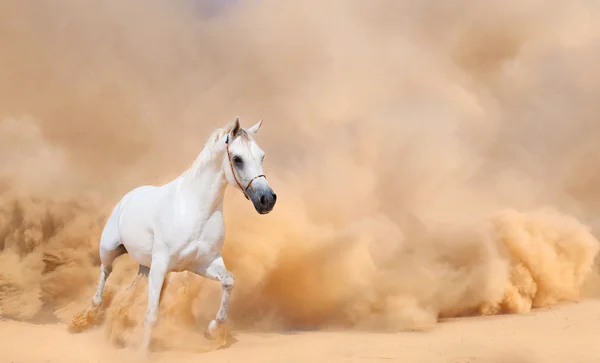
[171, 237, 222, 271]
[168, 211, 225, 269]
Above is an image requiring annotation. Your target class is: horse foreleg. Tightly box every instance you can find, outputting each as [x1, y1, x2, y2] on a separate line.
[127, 264, 150, 290]
[141, 258, 168, 355]
[194, 256, 235, 341]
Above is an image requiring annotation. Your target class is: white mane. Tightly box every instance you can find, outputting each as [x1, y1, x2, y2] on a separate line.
[182, 125, 231, 180]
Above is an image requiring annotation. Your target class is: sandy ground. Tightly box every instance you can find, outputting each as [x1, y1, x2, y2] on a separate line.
[1, 300, 599, 363]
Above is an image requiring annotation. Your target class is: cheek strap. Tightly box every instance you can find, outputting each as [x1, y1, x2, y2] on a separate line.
[225, 135, 267, 200]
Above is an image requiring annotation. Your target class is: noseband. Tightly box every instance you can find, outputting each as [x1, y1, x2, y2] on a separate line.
[225, 135, 266, 200]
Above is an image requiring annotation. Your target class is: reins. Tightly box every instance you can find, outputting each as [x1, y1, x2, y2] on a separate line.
[225, 134, 266, 200]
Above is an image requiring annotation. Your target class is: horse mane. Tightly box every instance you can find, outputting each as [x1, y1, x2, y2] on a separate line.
[206, 120, 252, 147]
[182, 122, 251, 179]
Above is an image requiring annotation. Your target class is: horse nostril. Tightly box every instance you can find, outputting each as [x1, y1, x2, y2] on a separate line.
[260, 195, 267, 206]
[272, 193, 277, 202]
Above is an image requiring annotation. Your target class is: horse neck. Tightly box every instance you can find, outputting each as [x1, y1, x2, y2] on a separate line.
[181, 146, 228, 212]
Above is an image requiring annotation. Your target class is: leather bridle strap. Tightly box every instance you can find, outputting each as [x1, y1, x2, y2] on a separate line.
[225, 135, 266, 200]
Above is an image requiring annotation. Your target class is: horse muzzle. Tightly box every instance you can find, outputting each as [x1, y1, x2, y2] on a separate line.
[247, 186, 277, 214]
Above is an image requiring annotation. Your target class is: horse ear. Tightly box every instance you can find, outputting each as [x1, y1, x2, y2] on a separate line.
[229, 116, 241, 139]
[247, 118, 263, 136]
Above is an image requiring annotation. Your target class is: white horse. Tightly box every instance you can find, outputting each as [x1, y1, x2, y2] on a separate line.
[85, 117, 276, 353]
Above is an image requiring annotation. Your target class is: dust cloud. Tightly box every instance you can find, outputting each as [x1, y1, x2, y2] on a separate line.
[1, 0, 600, 352]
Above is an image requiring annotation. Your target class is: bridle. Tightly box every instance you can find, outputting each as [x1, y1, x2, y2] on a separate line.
[225, 134, 266, 200]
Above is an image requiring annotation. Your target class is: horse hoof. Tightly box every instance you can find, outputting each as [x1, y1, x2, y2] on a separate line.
[204, 319, 224, 341]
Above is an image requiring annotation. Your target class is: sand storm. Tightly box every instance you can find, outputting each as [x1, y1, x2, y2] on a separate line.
[1, 0, 600, 361]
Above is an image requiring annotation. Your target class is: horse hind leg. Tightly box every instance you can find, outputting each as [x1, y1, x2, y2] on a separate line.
[69, 209, 127, 332]
[91, 243, 127, 307]
[69, 245, 127, 332]
[91, 200, 133, 306]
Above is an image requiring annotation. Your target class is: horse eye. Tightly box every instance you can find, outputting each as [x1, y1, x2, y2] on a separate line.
[232, 156, 243, 165]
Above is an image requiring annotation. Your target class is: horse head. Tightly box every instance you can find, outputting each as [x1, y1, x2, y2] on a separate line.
[222, 117, 277, 214]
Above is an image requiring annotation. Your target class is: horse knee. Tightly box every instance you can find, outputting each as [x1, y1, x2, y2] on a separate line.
[101, 264, 113, 275]
[144, 310, 158, 327]
[221, 273, 235, 290]
[91, 295, 102, 307]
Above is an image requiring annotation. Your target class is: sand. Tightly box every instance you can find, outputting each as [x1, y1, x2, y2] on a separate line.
[2, 300, 599, 363]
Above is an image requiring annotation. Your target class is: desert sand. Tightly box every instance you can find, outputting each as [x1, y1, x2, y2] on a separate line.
[2, 300, 600, 363]
[1, 1, 600, 362]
